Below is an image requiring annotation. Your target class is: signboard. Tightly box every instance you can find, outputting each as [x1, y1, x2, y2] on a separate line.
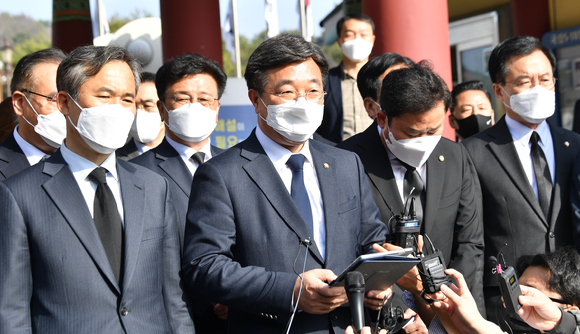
[210, 78, 257, 149]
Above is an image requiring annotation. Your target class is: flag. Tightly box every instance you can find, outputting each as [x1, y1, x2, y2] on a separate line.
[297, 0, 313, 42]
[91, 0, 110, 38]
[305, 0, 313, 42]
[265, 0, 279, 39]
[223, 0, 236, 64]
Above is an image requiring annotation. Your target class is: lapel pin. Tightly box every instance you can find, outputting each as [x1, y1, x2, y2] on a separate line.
[323, 163, 330, 169]
[439, 155, 445, 162]
[565, 141, 570, 147]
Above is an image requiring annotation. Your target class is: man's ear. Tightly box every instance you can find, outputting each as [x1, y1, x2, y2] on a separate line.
[215, 101, 221, 122]
[56, 91, 71, 117]
[248, 89, 260, 113]
[490, 109, 496, 125]
[363, 97, 378, 119]
[157, 100, 169, 123]
[448, 113, 459, 130]
[565, 305, 579, 311]
[376, 111, 387, 129]
[12, 91, 25, 117]
[492, 83, 505, 101]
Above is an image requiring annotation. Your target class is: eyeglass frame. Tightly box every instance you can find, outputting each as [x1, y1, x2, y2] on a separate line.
[261, 89, 327, 105]
[165, 94, 219, 109]
[20, 89, 58, 104]
[503, 77, 558, 91]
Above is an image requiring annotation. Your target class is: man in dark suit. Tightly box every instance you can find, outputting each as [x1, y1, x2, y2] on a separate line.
[462, 36, 580, 326]
[131, 53, 226, 333]
[0, 45, 193, 333]
[0, 48, 66, 180]
[117, 72, 165, 161]
[316, 13, 376, 144]
[339, 60, 485, 316]
[182, 33, 390, 334]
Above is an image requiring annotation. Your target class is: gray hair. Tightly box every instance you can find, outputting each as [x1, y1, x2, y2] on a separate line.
[11, 48, 66, 93]
[57, 45, 141, 100]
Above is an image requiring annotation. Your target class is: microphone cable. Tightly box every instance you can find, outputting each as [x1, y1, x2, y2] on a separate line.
[284, 237, 312, 334]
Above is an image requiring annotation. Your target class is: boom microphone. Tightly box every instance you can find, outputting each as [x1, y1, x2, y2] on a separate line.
[345, 271, 365, 334]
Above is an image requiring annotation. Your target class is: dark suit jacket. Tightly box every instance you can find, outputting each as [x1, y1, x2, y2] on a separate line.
[462, 116, 580, 287]
[182, 130, 388, 333]
[131, 138, 224, 241]
[338, 122, 485, 311]
[0, 132, 31, 181]
[0, 150, 193, 333]
[317, 66, 344, 144]
[116, 138, 141, 161]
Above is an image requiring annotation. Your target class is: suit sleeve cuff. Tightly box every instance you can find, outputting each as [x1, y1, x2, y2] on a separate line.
[550, 310, 576, 334]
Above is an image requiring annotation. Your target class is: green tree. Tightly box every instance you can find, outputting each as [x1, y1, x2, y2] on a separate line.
[108, 8, 152, 33]
[12, 33, 51, 66]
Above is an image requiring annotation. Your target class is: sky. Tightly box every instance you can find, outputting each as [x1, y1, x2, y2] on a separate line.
[3, 0, 341, 39]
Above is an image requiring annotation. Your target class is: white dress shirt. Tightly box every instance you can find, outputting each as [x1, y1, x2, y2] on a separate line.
[13, 126, 50, 165]
[505, 114, 555, 200]
[166, 135, 213, 177]
[378, 125, 427, 203]
[134, 138, 153, 155]
[60, 143, 125, 226]
[255, 126, 326, 260]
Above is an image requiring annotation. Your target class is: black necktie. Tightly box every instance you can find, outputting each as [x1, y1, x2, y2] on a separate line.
[88, 167, 124, 285]
[398, 159, 425, 224]
[191, 152, 206, 166]
[530, 131, 552, 218]
[286, 154, 314, 235]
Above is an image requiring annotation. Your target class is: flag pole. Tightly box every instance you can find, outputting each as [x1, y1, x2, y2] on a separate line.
[299, 0, 307, 40]
[232, 0, 242, 78]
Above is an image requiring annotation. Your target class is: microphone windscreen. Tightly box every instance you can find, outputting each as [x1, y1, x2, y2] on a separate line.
[345, 271, 365, 290]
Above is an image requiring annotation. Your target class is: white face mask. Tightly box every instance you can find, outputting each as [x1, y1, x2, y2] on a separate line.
[164, 102, 218, 143]
[259, 96, 324, 143]
[21, 94, 66, 148]
[500, 84, 555, 124]
[67, 93, 135, 154]
[383, 125, 441, 168]
[341, 38, 373, 62]
[130, 109, 163, 143]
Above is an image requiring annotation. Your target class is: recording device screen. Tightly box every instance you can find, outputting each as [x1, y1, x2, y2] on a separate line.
[425, 258, 441, 269]
[509, 275, 516, 286]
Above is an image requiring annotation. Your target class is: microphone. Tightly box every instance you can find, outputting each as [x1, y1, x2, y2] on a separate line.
[345, 271, 365, 334]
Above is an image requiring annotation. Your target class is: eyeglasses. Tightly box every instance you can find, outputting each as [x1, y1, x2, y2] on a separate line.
[263, 89, 327, 106]
[549, 297, 573, 305]
[168, 95, 218, 109]
[505, 77, 557, 91]
[21, 89, 58, 104]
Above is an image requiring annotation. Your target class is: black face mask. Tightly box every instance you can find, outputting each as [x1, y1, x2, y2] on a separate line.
[454, 114, 493, 139]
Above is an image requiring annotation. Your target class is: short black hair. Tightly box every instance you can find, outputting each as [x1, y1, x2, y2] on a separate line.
[57, 45, 141, 100]
[516, 247, 580, 307]
[357, 53, 414, 100]
[244, 33, 329, 92]
[336, 13, 375, 36]
[11, 48, 66, 93]
[488, 36, 556, 84]
[140, 71, 156, 84]
[450, 80, 491, 111]
[155, 53, 227, 100]
[380, 61, 451, 124]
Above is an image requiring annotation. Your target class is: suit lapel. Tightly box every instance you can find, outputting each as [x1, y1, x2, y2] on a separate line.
[424, 144, 446, 236]
[41, 151, 120, 293]
[156, 140, 193, 197]
[548, 124, 574, 229]
[310, 143, 337, 264]
[0, 132, 31, 179]
[487, 118, 547, 225]
[240, 132, 324, 264]
[117, 161, 145, 293]
[357, 125, 404, 217]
